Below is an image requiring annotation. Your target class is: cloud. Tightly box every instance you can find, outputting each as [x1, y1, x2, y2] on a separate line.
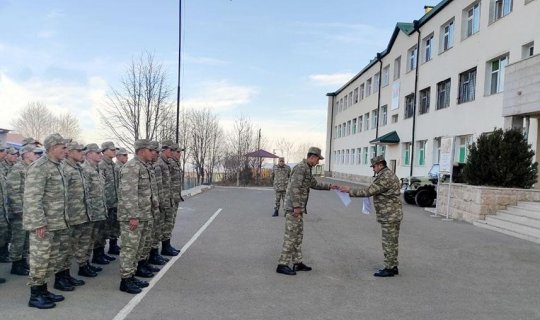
[182, 80, 258, 110]
[37, 30, 57, 39]
[184, 54, 229, 66]
[309, 73, 355, 86]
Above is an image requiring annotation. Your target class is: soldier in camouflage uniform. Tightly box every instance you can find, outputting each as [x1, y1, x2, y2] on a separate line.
[340, 155, 403, 277]
[23, 133, 69, 309]
[170, 143, 184, 204]
[0, 145, 9, 263]
[0, 148, 18, 262]
[158, 140, 180, 256]
[0, 170, 9, 283]
[116, 148, 129, 166]
[82, 144, 112, 267]
[99, 141, 121, 255]
[118, 139, 158, 294]
[271, 157, 291, 217]
[6, 145, 39, 276]
[276, 147, 334, 276]
[61, 142, 94, 283]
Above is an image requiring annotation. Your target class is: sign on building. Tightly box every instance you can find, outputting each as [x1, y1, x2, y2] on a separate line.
[439, 137, 454, 174]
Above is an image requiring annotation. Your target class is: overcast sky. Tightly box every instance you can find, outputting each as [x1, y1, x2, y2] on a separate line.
[0, 0, 431, 150]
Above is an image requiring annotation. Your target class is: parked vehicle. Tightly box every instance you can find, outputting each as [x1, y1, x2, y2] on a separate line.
[403, 163, 464, 207]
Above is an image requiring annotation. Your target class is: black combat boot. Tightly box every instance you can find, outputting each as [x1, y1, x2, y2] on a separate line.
[91, 248, 110, 265]
[293, 262, 312, 272]
[54, 271, 75, 291]
[108, 238, 121, 255]
[120, 277, 142, 294]
[10, 259, 29, 276]
[78, 264, 97, 278]
[135, 260, 154, 278]
[0, 243, 10, 263]
[23, 257, 30, 271]
[0, 277, 5, 284]
[87, 260, 103, 272]
[64, 269, 85, 286]
[28, 285, 56, 309]
[276, 264, 296, 276]
[272, 209, 278, 217]
[130, 276, 149, 288]
[148, 248, 167, 265]
[144, 261, 160, 273]
[373, 267, 398, 277]
[161, 239, 179, 256]
[42, 283, 65, 302]
[99, 246, 116, 261]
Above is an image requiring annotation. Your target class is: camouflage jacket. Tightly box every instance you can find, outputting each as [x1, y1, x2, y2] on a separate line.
[23, 155, 69, 231]
[118, 156, 158, 221]
[6, 160, 30, 219]
[156, 156, 172, 209]
[151, 162, 163, 208]
[63, 159, 90, 225]
[169, 159, 183, 205]
[81, 160, 107, 222]
[271, 164, 291, 192]
[99, 157, 119, 209]
[0, 178, 8, 225]
[349, 167, 403, 223]
[0, 158, 14, 179]
[284, 159, 331, 213]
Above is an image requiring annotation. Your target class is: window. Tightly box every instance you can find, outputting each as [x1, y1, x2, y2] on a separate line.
[339, 98, 343, 112]
[417, 140, 426, 165]
[394, 56, 401, 80]
[353, 88, 359, 103]
[382, 65, 390, 87]
[337, 125, 341, 138]
[522, 42, 534, 59]
[358, 115, 363, 132]
[377, 145, 386, 157]
[346, 149, 350, 164]
[373, 73, 380, 93]
[364, 113, 370, 130]
[370, 146, 376, 161]
[356, 148, 361, 164]
[436, 78, 451, 109]
[348, 92, 353, 107]
[458, 67, 477, 103]
[404, 94, 415, 119]
[333, 126, 337, 139]
[366, 78, 372, 96]
[464, 3, 480, 38]
[380, 105, 388, 126]
[336, 150, 340, 164]
[423, 34, 434, 62]
[403, 142, 412, 166]
[341, 150, 345, 164]
[344, 95, 348, 109]
[352, 118, 357, 134]
[407, 45, 418, 71]
[346, 120, 351, 136]
[440, 19, 455, 52]
[493, 0, 512, 21]
[371, 109, 378, 129]
[419, 87, 430, 114]
[433, 137, 441, 163]
[456, 135, 473, 163]
[363, 147, 369, 164]
[489, 55, 508, 95]
[391, 114, 399, 123]
[359, 84, 365, 100]
[351, 149, 356, 165]
[342, 123, 346, 137]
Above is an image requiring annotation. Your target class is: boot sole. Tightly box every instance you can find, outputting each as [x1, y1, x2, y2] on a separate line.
[120, 287, 142, 294]
[28, 302, 56, 309]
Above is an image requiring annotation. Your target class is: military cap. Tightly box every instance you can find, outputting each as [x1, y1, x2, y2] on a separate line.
[66, 141, 84, 151]
[134, 139, 151, 151]
[117, 147, 128, 155]
[370, 155, 385, 167]
[161, 140, 175, 149]
[63, 138, 73, 145]
[44, 133, 65, 150]
[7, 147, 19, 155]
[101, 141, 118, 151]
[307, 146, 324, 160]
[19, 145, 37, 155]
[278, 157, 285, 162]
[21, 137, 41, 146]
[0, 145, 6, 152]
[149, 140, 160, 151]
[83, 143, 101, 154]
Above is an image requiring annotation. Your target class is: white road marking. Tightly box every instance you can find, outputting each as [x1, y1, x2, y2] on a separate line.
[112, 208, 223, 320]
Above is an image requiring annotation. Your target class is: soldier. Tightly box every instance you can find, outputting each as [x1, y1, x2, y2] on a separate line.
[118, 139, 158, 294]
[170, 143, 185, 204]
[0, 171, 8, 283]
[21, 138, 41, 147]
[99, 141, 121, 255]
[0, 145, 10, 263]
[23, 133, 68, 309]
[6, 145, 39, 276]
[116, 148, 129, 166]
[81, 144, 112, 267]
[339, 155, 403, 277]
[61, 142, 94, 283]
[271, 157, 291, 217]
[276, 147, 334, 276]
[0, 147, 18, 177]
[159, 140, 180, 256]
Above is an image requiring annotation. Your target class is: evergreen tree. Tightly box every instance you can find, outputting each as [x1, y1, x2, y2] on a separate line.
[463, 128, 538, 188]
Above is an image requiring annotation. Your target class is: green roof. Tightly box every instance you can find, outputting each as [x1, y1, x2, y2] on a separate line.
[370, 131, 400, 145]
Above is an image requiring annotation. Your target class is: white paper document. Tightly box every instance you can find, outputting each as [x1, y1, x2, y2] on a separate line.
[362, 197, 373, 215]
[335, 190, 351, 207]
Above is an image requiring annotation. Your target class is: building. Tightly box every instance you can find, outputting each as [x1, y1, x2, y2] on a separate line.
[325, 0, 540, 184]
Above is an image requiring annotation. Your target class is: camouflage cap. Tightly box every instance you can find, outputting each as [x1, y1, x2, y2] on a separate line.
[43, 133, 65, 150]
[19, 144, 37, 155]
[21, 137, 41, 146]
[160, 140, 174, 149]
[83, 143, 101, 154]
[307, 146, 324, 160]
[0, 145, 5, 152]
[279, 157, 285, 162]
[101, 141, 118, 151]
[149, 140, 160, 151]
[117, 147, 128, 155]
[7, 147, 19, 155]
[66, 141, 84, 151]
[134, 139, 151, 152]
[370, 155, 385, 167]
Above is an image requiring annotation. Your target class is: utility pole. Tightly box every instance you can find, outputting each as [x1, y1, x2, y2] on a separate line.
[175, 0, 182, 144]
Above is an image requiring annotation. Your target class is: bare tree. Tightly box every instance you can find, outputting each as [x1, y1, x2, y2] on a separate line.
[187, 108, 222, 184]
[100, 51, 173, 152]
[274, 137, 295, 161]
[11, 101, 81, 142]
[226, 115, 256, 186]
[291, 142, 315, 162]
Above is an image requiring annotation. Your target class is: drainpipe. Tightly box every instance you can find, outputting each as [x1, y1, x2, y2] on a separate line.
[375, 52, 383, 156]
[327, 93, 336, 173]
[410, 20, 421, 177]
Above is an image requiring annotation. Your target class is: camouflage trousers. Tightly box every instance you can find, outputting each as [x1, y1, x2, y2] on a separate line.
[105, 208, 120, 240]
[28, 228, 69, 286]
[87, 220, 105, 260]
[9, 217, 29, 261]
[278, 212, 304, 266]
[139, 217, 154, 261]
[274, 191, 286, 211]
[119, 220, 151, 279]
[153, 208, 165, 248]
[0, 220, 8, 248]
[59, 222, 93, 270]
[54, 227, 72, 273]
[380, 221, 401, 269]
[161, 206, 177, 241]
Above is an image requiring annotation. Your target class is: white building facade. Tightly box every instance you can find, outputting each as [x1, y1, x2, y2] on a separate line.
[325, 0, 540, 184]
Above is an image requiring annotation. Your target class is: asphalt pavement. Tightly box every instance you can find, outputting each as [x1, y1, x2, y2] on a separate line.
[1, 183, 540, 320]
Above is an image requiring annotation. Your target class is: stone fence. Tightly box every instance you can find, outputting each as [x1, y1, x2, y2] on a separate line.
[436, 183, 540, 223]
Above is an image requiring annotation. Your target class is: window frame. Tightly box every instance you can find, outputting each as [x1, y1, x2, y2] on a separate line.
[436, 78, 451, 109]
[458, 67, 477, 104]
[404, 94, 415, 119]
